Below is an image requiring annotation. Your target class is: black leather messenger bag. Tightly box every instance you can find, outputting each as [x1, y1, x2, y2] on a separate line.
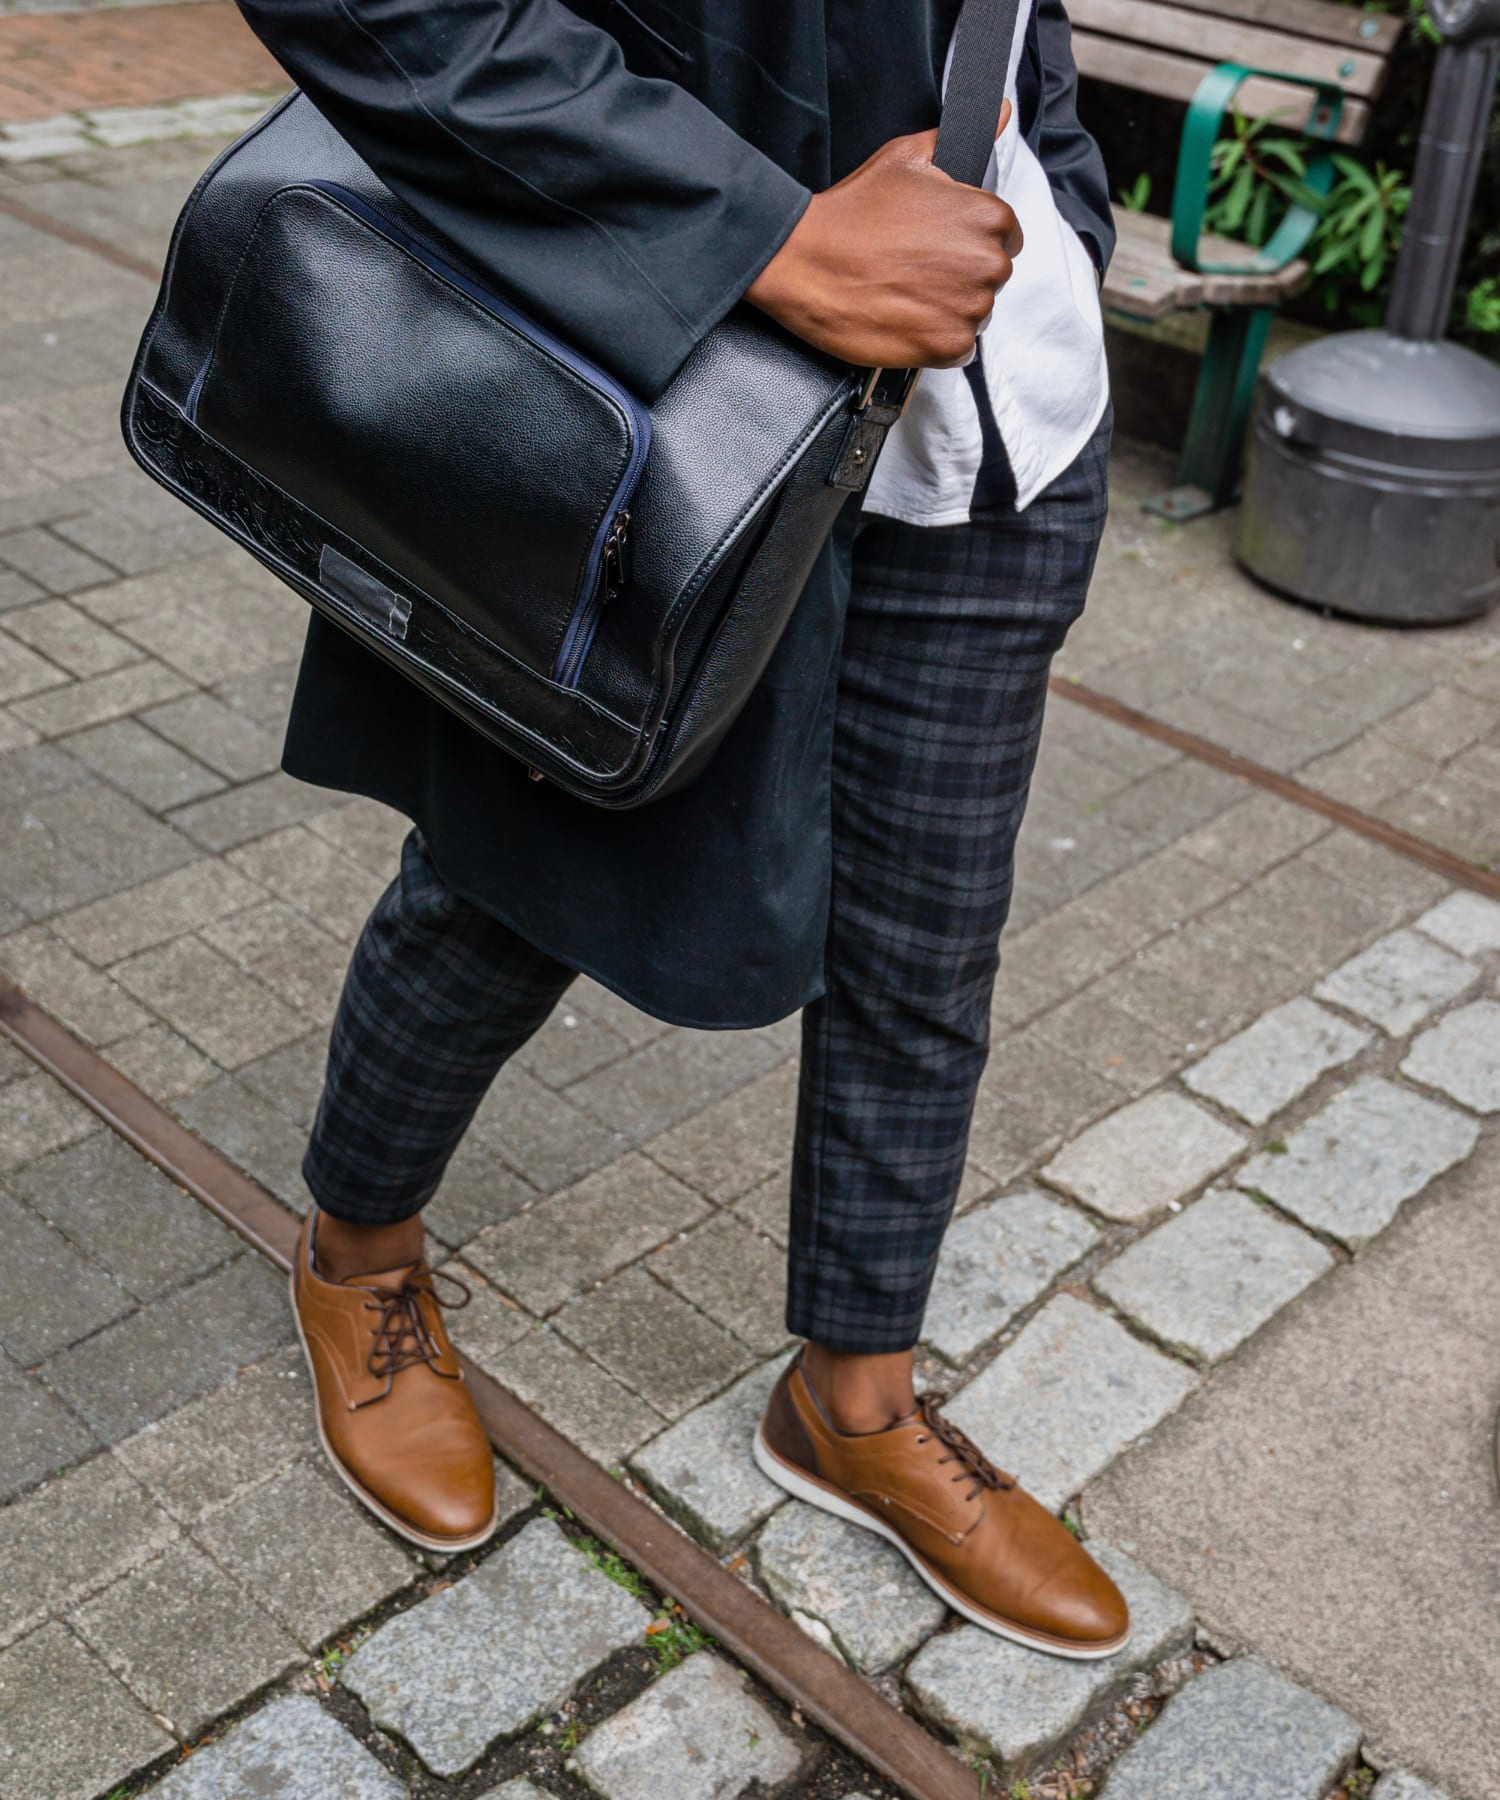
[122, 0, 1017, 808]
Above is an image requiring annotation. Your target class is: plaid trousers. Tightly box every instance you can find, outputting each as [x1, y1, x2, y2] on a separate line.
[304, 412, 1110, 1352]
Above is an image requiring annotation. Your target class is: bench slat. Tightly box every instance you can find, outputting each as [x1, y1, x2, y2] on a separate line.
[1073, 33, 1371, 141]
[1102, 211, 1309, 318]
[1143, 0, 1402, 54]
[1069, 0, 1388, 96]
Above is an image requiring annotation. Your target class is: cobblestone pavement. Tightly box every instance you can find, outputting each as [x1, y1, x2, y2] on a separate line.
[0, 2, 279, 125]
[2, 119, 1498, 1800]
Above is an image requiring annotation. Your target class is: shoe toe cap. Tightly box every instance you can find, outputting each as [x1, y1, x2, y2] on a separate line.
[1038, 1553, 1130, 1649]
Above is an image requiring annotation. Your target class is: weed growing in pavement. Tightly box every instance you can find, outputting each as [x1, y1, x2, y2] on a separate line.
[646, 1603, 713, 1674]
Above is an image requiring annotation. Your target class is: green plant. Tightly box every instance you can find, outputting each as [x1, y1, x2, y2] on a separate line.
[1118, 171, 1152, 213]
[1306, 154, 1411, 312]
[1204, 108, 1325, 248]
[646, 1605, 714, 1674]
[1467, 275, 1500, 336]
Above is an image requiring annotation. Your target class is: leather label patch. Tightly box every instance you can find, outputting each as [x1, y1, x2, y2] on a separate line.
[319, 543, 412, 641]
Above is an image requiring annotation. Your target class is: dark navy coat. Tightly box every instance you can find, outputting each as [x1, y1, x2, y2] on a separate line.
[235, 0, 1114, 1027]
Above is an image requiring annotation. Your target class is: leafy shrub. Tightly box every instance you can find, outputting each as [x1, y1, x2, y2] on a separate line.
[1079, 0, 1499, 355]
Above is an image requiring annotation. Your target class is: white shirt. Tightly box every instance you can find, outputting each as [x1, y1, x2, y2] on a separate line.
[862, 0, 1110, 522]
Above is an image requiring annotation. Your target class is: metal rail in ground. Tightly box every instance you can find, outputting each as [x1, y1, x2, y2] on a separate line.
[0, 973, 985, 1800]
[1050, 677, 1500, 904]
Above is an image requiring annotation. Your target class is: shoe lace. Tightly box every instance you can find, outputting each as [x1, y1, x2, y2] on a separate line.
[355, 1266, 470, 1404]
[913, 1392, 1015, 1501]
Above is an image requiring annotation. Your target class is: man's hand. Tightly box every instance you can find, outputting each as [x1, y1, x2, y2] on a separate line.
[746, 102, 1022, 370]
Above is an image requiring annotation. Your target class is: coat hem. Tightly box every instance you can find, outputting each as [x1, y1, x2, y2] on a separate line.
[280, 757, 823, 1034]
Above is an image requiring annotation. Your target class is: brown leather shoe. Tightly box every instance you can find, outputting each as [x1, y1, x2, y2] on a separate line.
[290, 1214, 497, 1552]
[754, 1354, 1129, 1659]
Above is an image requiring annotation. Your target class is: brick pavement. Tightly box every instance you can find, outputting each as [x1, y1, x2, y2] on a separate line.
[0, 2, 280, 125]
[0, 127, 1494, 1800]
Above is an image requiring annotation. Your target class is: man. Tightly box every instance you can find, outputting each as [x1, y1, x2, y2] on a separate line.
[239, 0, 1127, 1658]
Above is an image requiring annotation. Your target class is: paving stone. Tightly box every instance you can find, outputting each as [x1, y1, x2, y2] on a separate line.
[174, 1073, 314, 1209]
[71, 1537, 301, 1739]
[1182, 998, 1372, 1126]
[10, 654, 192, 736]
[1237, 1077, 1479, 1249]
[113, 1347, 318, 1523]
[1099, 1657, 1361, 1800]
[558, 1265, 751, 1419]
[303, 795, 412, 872]
[0, 1181, 135, 1360]
[419, 1134, 541, 1250]
[3, 597, 137, 676]
[1414, 891, 1500, 958]
[201, 897, 350, 1018]
[62, 714, 224, 809]
[1314, 930, 1478, 1037]
[107, 1019, 222, 1099]
[195, 1459, 417, 1650]
[478, 1782, 553, 1800]
[1094, 1189, 1333, 1364]
[1400, 1001, 1500, 1114]
[753, 1501, 945, 1673]
[228, 823, 389, 940]
[569, 1023, 785, 1142]
[238, 1029, 330, 1127]
[483, 1326, 664, 1468]
[573, 1652, 804, 1799]
[469, 1062, 627, 1195]
[0, 1451, 178, 1649]
[646, 1060, 799, 1203]
[13, 1129, 237, 1301]
[733, 1171, 791, 1246]
[1372, 1773, 1457, 1800]
[631, 1355, 790, 1550]
[922, 1185, 1099, 1364]
[945, 1296, 1196, 1512]
[146, 1694, 404, 1799]
[0, 920, 148, 1042]
[113, 933, 307, 1067]
[0, 1348, 98, 1503]
[0, 1620, 174, 1800]
[168, 772, 334, 853]
[41, 1255, 293, 1441]
[341, 1516, 647, 1776]
[1204, 858, 1395, 982]
[142, 688, 283, 782]
[904, 1543, 1193, 1770]
[0, 523, 115, 594]
[649, 1212, 790, 1355]
[52, 856, 262, 964]
[1039, 1091, 1245, 1223]
[1032, 985, 1186, 1096]
[0, 1069, 97, 1169]
[518, 999, 633, 1089]
[466, 1153, 709, 1315]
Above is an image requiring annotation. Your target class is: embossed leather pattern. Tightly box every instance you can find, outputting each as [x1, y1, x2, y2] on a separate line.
[121, 93, 873, 808]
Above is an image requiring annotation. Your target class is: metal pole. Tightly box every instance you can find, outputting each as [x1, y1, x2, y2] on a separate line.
[1386, 37, 1500, 341]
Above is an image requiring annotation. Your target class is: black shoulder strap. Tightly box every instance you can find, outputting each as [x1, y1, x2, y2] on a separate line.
[934, 0, 1026, 186]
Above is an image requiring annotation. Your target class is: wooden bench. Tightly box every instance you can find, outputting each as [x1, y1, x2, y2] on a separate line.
[1069, 0, 1405, 517]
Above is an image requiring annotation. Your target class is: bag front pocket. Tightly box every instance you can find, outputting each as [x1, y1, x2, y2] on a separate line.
[190, 183, 650, 686]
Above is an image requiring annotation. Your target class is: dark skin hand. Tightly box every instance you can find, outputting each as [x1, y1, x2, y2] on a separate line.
[746, 101, 1022, 369]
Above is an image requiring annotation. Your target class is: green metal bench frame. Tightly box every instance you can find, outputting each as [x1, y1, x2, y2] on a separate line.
[1143, 61, 1345, 522]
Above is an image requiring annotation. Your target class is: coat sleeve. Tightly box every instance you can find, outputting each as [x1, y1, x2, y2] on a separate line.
[233, 0, 811, 399]
[1032, 0, 1115, 278]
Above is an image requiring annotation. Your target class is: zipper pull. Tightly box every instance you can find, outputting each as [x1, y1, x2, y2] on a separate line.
[601, 510, 631, 602]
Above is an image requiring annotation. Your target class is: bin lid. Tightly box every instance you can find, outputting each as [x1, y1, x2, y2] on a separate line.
[1263, 331, 1500, 472]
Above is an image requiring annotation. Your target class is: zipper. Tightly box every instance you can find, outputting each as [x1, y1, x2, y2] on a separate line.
[555, 508, 631, 687]
[301, 180, 652, 688]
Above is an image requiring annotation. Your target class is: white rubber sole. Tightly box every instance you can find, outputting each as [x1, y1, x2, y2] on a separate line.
[289, 1270, 499, 1555]
[752, 1424, 1130, 1662]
